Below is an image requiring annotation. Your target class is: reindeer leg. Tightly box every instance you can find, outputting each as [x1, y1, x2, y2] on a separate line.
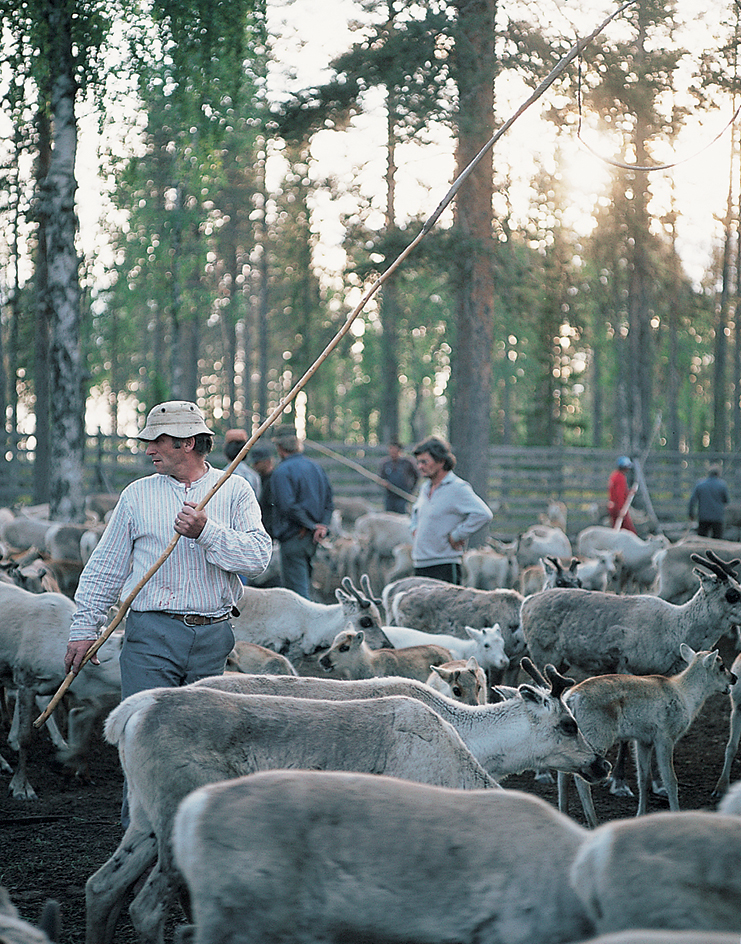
[712, 699, 741, 798]
[8, 686, 38, 799]
[650, 748, 668, 797]
[608, 740, 634, 797]
[557, 770, 570, 815]
[633, 740, 653, 816]
[653, 739, 679, 811]
[574, 774, 600, 828]
[86, 828, 158, 944]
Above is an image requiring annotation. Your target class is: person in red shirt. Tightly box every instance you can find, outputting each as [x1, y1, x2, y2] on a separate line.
[608, 455, 638, 533]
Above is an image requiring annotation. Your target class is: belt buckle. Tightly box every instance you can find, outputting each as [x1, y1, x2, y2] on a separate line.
[183, 614, 203, 626]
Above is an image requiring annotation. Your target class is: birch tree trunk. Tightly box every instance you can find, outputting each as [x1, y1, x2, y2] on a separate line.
[42, 0, 86, 521]
[33, 106, 52, 504]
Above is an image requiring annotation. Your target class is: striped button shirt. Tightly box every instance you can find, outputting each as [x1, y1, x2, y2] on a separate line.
[69, 465, 272, 641]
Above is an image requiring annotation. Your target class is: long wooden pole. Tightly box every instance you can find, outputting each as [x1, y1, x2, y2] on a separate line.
[305, 439, 417, 504]
[35, 0, 636, 729]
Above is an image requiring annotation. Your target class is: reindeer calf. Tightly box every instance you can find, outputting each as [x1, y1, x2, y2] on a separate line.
[319, 628, 452, 682]
[558, 643, 736, 826]
[426, 657, 488, 705]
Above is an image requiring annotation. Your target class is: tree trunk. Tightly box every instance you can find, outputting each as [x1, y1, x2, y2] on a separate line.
[33, 105, 52, 503]
[449, 0, 496, 506]
[170, 182, 184, 398]
[256, 153, 270, 423]
[380, 89, 400, 445]
[42, 0, 85, 522]
[714, 167, 734, 451]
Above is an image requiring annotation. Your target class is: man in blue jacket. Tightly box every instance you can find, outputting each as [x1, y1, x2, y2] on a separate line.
[270, 426, 334, 598]
[689, 463, 729, 540]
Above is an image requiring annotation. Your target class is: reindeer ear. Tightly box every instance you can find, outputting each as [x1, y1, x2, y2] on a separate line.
[679, 642, 696, 663]
[432, 665, 453, 681]
[355, 630, 364, 645]
[518, 684, 546, 706]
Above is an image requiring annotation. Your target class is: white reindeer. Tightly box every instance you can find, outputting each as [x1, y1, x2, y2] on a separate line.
[191, 666, 611, 785]
[172, 770, 596, 944]
[570, 809, 741, 935]
[381, 623, 509, 674]
[87, 687, 498, 944]
[231, 576, 389, 666]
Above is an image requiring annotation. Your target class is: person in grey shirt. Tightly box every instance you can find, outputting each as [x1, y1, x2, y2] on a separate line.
[410, 436, 493, 585]
[689, 463, 729, 539]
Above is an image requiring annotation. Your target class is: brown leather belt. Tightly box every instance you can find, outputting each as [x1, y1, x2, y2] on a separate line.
[167, 612, 231, 627]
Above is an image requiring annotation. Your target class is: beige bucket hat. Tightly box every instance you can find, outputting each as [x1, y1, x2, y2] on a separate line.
[137, 401, 214, 441]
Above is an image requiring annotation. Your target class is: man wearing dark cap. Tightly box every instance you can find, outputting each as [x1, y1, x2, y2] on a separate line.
[270, 425, 333, 599]
[64, 400, 272, 692]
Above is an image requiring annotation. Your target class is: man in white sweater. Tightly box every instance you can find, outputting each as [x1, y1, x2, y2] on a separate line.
[410, 436, 493, 585]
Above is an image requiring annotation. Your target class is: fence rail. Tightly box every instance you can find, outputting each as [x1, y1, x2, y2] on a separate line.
[2, 435, 738, 541]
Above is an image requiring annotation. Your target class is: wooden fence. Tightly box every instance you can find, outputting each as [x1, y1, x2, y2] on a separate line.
[2, 434, 739, 542]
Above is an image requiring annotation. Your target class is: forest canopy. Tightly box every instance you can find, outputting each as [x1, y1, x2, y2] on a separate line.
[0, 0, 739, 515]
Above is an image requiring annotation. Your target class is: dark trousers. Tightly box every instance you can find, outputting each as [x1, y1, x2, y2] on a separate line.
[279, 531, 317, 599]
[120, 611, 235, 699]
[414, 562, 461, 585]
[698, 520, 724, 539]
[119, 611, 235, 827]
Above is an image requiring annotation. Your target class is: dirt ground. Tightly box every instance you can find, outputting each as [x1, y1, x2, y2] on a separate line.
[1, 634, 740, 944]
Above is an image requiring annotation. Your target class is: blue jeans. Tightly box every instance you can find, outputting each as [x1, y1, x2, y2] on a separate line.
[279, 532, 317, 599]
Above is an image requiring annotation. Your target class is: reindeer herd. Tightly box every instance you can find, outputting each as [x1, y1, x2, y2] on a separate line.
[3, 498, 741, 944]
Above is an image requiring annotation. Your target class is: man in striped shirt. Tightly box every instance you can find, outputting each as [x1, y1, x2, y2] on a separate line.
[64, 400, 272, 701]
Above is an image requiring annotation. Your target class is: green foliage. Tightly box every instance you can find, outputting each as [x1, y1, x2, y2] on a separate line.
[275, 0, 454, 144]
[0, 0, 733, 461]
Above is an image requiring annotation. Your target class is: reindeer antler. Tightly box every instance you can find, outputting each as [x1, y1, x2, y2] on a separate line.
[544, 664, 576, 699]
[520, 657, 575, 699]
[360, 573, 383, 606]
[519, 657, 547, 687]
[706, 549, 740, 578]
[340, 575, 365, 605]
[690, 552, 740, 582]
